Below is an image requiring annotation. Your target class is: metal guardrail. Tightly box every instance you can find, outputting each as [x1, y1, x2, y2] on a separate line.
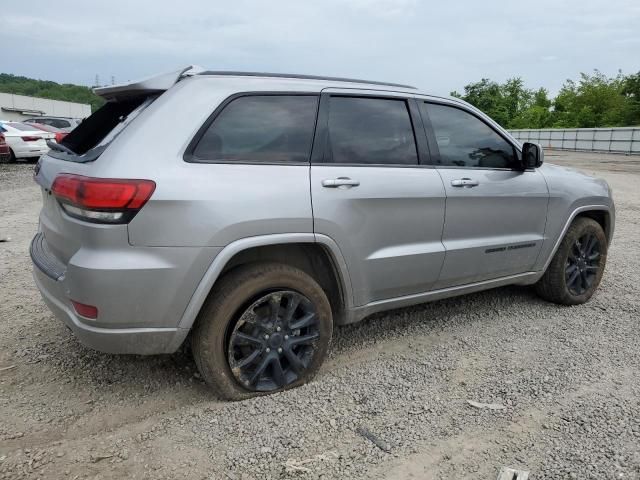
[510, 127, 640, 155]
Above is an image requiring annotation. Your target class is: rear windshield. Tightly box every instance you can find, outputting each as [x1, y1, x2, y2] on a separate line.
[55, 96, 153, 160]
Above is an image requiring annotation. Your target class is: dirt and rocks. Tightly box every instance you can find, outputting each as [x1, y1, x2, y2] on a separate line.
[1, 151, 639, 479]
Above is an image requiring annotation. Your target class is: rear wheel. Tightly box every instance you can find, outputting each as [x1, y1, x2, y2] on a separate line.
[192, 263, 332, 400]
[535, 217, 607, 305]
[0, 149, 16, 164]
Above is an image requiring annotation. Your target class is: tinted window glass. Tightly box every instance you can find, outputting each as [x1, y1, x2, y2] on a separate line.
[193, 95, 318, 163]
[325, 97, 418, 165]
[425, 103, 517, 169]
[51, 119, 71, 128]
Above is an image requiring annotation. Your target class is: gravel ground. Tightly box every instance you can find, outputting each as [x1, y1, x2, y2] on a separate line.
[1, 151, 639, 480]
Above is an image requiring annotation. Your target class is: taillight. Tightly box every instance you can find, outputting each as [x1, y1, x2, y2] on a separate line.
[51, 174, 156, 224]
[0, 133, 5, 145]
[21, 136, 41, 141]
[55, 132, 67, 143]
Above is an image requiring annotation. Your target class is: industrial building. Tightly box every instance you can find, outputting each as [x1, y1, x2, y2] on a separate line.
[0, 92, 90, 122]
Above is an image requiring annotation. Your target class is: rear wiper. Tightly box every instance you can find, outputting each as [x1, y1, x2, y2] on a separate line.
[47, 140, 76, 155]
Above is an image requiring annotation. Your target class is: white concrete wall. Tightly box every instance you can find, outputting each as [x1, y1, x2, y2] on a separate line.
[0, 92, 91, 122]
[510, 128, 640, 155]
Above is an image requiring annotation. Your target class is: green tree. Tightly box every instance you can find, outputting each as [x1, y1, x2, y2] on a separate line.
[452, 77, 538, 128]
[552, 71, 629, 127]
[0, 73, 104, 112]
[453, 70, 640, 129]
[621, 71, 640, 125]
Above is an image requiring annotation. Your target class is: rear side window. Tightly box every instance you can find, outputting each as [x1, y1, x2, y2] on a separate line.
[324, 96, 418, 165]
[191, 95, 318, 163]
[424, 103, 518, 169]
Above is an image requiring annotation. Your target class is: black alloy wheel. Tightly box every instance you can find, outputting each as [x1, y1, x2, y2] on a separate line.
[227, 290, 320, 392]
[565, 233, 601, 296]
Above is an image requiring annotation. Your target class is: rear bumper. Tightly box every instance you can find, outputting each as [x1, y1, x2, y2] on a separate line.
[29, 232, 216, 355]
[32, 267, 189, 354]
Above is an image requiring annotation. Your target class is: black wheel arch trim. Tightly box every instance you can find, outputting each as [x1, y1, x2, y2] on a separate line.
[540, 205, 613, 273]
[177, 233, 354, 331]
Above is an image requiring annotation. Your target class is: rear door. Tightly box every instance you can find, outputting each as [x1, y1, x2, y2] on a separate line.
[310, 91, 446, 306]
[419, 101, 549, 288]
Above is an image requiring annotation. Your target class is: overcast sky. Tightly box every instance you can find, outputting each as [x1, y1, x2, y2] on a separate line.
[2, 0, 639, 96]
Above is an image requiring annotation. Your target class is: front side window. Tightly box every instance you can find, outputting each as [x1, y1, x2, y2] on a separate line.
[324, 96, 418, 165]
[424, 103, 518, 169]
[192, 95, 318, 163]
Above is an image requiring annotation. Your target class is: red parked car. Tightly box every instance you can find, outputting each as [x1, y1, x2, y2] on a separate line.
[0, 133, 11, 163]
[28, 123, 68, 143]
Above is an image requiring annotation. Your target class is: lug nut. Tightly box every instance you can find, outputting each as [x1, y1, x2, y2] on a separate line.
[264, 334, 269, 340]
[277, 348, 283, 354]
[276, 326, 281, 332]
[266, 348, 271, 353]
[284, 335, 289, 340]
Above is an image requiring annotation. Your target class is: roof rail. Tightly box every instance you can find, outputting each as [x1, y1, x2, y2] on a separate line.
[198, 71, 416, 89]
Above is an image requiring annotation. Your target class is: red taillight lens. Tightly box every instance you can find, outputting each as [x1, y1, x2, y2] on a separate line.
[71, 300, 98, 319]
[0, 134, 5, 145]
[21, 136, 41, 141]
[55, 132, 67, 143]
[51, 174, 156, 223]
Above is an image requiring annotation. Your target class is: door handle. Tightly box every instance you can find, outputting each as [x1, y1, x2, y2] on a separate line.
[322, 177, 360, 188]
[451, 178, 479, 188]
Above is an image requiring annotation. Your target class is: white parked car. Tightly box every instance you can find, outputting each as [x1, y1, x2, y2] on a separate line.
[0, 121, 54, 163]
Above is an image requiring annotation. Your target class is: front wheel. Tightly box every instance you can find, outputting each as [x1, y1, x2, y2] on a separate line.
[192, 263, 333, 400]
[535, 217, 608, 305]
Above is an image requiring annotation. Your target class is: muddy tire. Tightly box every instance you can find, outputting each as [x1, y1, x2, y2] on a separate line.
[535, 217, 607, 305]
[192, 262, 332, 400]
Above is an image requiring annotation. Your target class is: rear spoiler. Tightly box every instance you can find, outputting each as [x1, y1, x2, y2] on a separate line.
[93, 65, 204, 101]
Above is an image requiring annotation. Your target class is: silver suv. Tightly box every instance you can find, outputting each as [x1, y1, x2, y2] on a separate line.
[31, 66, 614, 399]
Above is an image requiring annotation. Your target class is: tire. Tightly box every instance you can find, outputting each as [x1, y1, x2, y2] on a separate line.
[192, 262, 333, 400]
[535, 217, 607, 305]
[0, 149, 15, 164]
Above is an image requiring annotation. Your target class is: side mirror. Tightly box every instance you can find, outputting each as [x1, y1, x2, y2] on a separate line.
[522, 142, 544, 169]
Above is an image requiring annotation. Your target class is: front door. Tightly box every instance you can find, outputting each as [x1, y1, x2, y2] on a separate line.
[311, 92, 446, 306]
[419, 101, 549, 289]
